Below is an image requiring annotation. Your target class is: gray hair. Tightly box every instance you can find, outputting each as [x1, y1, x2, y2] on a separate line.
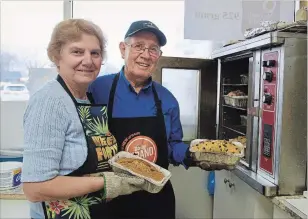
[124, 37, 132, 43]
[47, 19, 107, 65]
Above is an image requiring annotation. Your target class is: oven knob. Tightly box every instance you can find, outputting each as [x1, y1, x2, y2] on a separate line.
[263, 71, 273, 82]
[263, 93, 272, 105]
[262, 60, 276, 67]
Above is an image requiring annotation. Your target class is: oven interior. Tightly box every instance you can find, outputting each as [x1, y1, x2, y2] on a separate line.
[218, 55, 253, 165]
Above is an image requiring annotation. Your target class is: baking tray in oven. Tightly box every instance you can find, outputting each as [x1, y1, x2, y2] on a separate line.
[224, 95, 248, 108]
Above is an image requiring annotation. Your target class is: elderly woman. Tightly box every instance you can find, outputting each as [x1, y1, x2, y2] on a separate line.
[21, 19, 146, 219]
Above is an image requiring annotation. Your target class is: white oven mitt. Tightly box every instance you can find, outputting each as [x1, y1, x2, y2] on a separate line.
[100, 172, 146, 199]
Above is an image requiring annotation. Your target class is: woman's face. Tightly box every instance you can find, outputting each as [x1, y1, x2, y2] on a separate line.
[57, 33, 102, 86]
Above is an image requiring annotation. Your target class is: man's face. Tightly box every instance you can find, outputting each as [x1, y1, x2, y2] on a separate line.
[119, 31, 161, 82]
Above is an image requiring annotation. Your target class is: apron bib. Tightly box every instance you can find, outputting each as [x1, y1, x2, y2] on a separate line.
[107, 73, 176, 219]
[42, 75, 118, 219]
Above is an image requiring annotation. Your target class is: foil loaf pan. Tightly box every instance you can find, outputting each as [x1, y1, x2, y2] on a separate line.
[243, 20, 307, 39]
[108, 151, 171, 193]
[189, 139, 245, 166]
[224, 95, 248, 108]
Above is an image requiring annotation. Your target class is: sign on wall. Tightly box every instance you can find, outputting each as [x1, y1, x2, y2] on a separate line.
[184, 0, 295, 41]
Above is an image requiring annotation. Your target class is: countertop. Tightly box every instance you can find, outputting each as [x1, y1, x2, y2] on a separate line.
[0, 185, 26, 200]
[0, 183, 307, 219]
[272, 195, 307, 219]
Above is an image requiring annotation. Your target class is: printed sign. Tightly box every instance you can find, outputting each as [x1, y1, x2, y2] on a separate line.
[184, 0, 295, 41]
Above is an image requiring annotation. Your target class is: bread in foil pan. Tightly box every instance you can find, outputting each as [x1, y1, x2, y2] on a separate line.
[244, 21, 296, 39]
[189, 139, 244, 166]
[108, 151, 171, 194]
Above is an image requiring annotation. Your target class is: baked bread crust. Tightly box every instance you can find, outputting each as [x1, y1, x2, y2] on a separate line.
[116, 158, 165, 182]
[190, 140, 242, 155]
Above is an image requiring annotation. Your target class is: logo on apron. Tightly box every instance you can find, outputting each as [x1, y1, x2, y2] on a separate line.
[78, 105, 118, 171]
[122, 133, 158, 162]
[91, 134, 118, 170]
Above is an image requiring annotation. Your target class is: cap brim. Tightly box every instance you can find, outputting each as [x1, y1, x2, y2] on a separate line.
[127, 27, 167, 47]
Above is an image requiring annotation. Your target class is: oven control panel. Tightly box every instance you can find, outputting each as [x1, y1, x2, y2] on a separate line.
[259, 51, 279, 176]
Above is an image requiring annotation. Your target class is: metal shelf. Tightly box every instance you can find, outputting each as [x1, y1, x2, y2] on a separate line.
[223, 104, 247, 111]
[223, 84, 248, 86]
[222, 125, 246, 136]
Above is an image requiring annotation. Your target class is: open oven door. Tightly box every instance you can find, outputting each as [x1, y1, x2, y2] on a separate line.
[152, 56, 217, 219]
[152, 56, 218, 142]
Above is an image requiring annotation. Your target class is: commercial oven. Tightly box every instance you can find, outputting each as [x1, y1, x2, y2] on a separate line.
[212, 29, 307, 196]
[153, 27, 306, 200]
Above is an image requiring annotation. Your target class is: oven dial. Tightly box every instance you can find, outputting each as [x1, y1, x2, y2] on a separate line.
[263, 71, 273, 82]
[263, 93, 272, 105]
[262, 60, 276, 67]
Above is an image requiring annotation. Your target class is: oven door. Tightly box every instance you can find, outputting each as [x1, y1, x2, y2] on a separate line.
[151, 56, 217, 219]
[246, 51, 262, 171]
[152, 56, 218, 142]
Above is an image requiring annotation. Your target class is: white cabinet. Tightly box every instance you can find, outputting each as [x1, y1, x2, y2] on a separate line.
[213, 170, 273, 219]
[169, 165, 213, 219]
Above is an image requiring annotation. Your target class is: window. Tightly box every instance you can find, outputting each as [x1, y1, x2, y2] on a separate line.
[0, 1, 63, 154]
[72, 1, 224, 75]
[162, 68, 200, 141]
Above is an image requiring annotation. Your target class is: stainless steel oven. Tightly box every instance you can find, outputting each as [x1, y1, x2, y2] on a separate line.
[212, 30, 307, 196]
[153, 28, 307, 197]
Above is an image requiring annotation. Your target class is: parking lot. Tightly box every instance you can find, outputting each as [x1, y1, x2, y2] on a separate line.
[0, 82, 30, 101]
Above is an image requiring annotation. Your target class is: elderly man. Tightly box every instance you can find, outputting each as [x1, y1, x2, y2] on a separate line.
[88, 20, 225, 219]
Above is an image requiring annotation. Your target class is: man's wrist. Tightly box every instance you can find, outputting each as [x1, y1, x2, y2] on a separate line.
[182, 148, 197, 168]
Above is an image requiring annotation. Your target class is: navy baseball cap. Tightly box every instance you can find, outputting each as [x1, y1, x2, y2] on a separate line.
[124, 20, 167, 46]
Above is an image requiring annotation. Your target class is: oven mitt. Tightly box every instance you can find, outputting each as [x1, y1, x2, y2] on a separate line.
[185, 158, 235, 171]
[197, 161, 235, 171]
[184, 148, 235, 171]
[102, 172, 146, 199]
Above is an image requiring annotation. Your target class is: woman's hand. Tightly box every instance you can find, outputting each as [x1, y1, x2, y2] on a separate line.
[102, 172, 146, 199]
[85, 172, 146, 200]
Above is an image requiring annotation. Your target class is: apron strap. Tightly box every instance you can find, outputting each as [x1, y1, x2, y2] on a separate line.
[108, 73, 120, 120]
[56, 75, 78, 104]
[152, 84, 163, 117]
[86, 92, 95, 104]
[56, 75, 95, 104]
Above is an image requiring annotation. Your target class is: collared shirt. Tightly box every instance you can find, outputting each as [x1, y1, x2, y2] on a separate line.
[88, 67, 188, 164]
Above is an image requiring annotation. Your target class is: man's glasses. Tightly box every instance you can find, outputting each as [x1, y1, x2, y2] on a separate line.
[125, 43, 162, 58]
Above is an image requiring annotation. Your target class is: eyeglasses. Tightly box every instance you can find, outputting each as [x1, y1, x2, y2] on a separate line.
[125, 43, 162, 58]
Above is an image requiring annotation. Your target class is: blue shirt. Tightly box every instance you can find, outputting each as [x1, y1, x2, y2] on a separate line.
[88, 68, 189, 164]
